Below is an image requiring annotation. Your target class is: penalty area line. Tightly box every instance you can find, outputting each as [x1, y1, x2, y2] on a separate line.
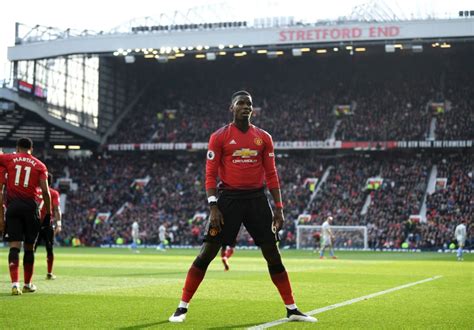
[248, 275, 443, 329]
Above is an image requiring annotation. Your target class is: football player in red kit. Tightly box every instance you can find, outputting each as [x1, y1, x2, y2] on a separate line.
[35, 173, 62, 280]
[0, 138, 51, 295]
[169, 91, 316, 323]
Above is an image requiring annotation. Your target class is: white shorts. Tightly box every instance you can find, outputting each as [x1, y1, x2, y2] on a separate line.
[159, 234, 166, 242]
[457, 238, 466, 247]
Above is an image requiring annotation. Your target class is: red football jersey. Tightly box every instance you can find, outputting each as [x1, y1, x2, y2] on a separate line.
[36, 186, 60, 221]
[205, 123, 280, 190]
[0, 167, 5, 208]
[0, 166, 5, 184]
[0, 153, 48, 204]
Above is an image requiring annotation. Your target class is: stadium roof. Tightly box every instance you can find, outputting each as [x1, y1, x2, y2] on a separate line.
[8, 18, 474, 61]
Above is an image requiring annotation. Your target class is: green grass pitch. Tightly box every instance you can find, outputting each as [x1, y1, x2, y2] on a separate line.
[0, 247, 472, 329]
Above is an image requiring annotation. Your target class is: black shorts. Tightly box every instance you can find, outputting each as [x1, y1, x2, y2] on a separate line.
[5, 199, 40, 244]
[204, 188, 277, 246]
[36, 224, 54, 247]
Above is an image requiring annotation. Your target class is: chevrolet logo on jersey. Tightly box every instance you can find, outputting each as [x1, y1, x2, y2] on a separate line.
[232, 148, 258, 158]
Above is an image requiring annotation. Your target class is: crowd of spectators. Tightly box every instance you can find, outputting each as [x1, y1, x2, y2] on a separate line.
[364, 158, 431, 249]
[435, 54, 474, 140]
[422, 155, 473, 249]
[108, 50, 473, 145]
[109, 57, 341, 144]
[43, 151, 471, 251]
[308, 156, 380, 225]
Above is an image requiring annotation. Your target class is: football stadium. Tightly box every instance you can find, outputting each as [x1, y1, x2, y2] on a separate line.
[0, 1, 472, 328]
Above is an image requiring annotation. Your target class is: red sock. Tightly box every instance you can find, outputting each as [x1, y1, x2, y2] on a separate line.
[24, 264, 34, 284]
[181, 265, 206, 302]
[225, 247, 234, 259]
[9, 260, 19, 283]
[270, 271, 295, 305]
[47, 255, 54, 273]
[220, 248, 226, 258]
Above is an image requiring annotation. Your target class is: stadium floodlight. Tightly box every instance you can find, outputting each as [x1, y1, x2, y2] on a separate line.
[316, 49, 327, 54]
[113, 51, 119, 56]
[196, 45, 203, 51]
[175, 53, 185, 57]
[187, 46, 194, 50]
[68, 145, 81, 150]
[394, 44, 403, 49]
[291, 48, 302, 56]
[204, 46, 210, 50]
[195, 54, 206, 59]
[124, 55, 135, 63]
[385, 44, 395, 53]
[218, 44, 225, 49]
[53, 145, 67, 150]
[134, 48, 140, 52]
[412, 45, 423, 53]
[229, 44, 234, 48]
[218, 51, 226, 55]
[206, 52, 216, 61]
[355, 47, 366, 52]
[238, 44, 243, 48]
[180, 47, 187, 51]
[345, 45, 353, 50]
[257, 49, 267, 54]
[234, 51, 247, 57]
[300, 48, 310, 52]
[333, 47, 339, 52]
[440, 43, 451, 48]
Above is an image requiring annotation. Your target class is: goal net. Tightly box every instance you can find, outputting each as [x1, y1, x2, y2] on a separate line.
[296, 225, 368, 250]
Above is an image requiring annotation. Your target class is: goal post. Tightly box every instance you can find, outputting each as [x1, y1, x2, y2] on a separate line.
[296, 225, 368, 250]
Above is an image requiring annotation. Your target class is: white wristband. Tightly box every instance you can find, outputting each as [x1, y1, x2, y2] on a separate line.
[207, 196, 217, 203]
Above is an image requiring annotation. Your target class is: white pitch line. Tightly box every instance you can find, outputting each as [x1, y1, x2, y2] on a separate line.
[248, 275, 443, 329]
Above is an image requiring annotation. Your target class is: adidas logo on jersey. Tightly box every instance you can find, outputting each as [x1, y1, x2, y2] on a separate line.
[229, 140, 237, 145]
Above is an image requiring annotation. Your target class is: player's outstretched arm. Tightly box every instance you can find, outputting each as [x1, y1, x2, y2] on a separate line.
[270, 188, 284, 231]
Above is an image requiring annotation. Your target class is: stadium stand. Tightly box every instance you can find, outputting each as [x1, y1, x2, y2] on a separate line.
[107, 50, 474, 144]
[47, 151, 472, 250]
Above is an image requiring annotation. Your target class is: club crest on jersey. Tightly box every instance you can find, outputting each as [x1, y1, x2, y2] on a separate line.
[209, 228, 219, 236]
[254, 137, 263, 146]
[207, 150, 215, 160]
[232, 148, 258, 158]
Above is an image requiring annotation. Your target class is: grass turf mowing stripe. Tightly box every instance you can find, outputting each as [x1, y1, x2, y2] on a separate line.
[248, 275, 443, 329]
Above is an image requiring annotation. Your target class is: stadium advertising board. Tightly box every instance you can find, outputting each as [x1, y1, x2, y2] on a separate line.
[107, 140, 473, 151]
